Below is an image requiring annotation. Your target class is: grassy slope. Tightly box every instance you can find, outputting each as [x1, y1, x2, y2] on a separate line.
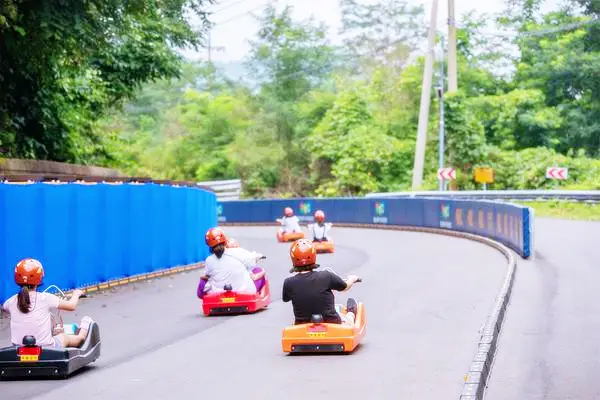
[518, 201, 600, 221]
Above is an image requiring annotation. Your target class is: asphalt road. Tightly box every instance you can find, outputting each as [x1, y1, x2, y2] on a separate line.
[486, 218, 600, 400]
[0, 226, 506, 400]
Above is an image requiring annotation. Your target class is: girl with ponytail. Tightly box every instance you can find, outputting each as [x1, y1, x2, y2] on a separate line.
[1, 258, 94, 348]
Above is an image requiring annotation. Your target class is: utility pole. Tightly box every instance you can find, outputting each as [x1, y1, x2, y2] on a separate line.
[207, 29, 212, 63]
[411, 0, 439, 190]
[437, 35, 446, 191]
[447, 0, 458, 92]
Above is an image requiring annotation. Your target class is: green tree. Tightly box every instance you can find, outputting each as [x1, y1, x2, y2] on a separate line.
[515, 11, 600, 155]
[0, 0, 213, 162]
[340, 0, 426, 73]
[307, 85, 410, 195]
[247, 4, 335, 104]
[244, 4, 337, 193]
[444, 92, 487, 188]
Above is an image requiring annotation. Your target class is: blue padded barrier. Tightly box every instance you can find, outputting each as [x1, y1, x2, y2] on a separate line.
[0, 182, 216, 303]
[217, 197, 533, 259]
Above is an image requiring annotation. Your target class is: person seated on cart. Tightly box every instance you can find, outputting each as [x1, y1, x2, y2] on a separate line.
[309, 210, 332, 242]
[1, 258, 93, 348]
[276, 207, 302, 233]
[226, 237, 240, 248]
[282, 239, 360, 326]
[198, 227, 266, 297]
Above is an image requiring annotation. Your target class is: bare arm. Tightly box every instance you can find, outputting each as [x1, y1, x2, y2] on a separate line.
[341, 275, 360, 292]
[251, 269, 266, 281]
[57, 290, 84, 311]
[0, 303, 9, 317]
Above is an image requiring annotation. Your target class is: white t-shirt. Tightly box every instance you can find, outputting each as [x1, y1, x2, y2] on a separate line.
[2, 292, 60, 347]
[204, 248, 258, 294]
[279, 216, 301, 232]
[310, 223, 331, 239]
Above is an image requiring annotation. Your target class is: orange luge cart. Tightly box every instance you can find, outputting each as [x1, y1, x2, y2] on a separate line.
[282, 302, 366, 353]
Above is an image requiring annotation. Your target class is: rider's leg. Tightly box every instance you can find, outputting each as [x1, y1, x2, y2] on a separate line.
[346, 298, 358, 315]
[56, 316, 93, 347]
[197, 279, 208, 299]
[251, 267, 266, 291]
[344, 298, 358, 325]
[335, 304, 355, 326]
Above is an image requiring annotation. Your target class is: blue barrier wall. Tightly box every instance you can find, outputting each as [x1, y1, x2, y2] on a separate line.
[217, 197, 532, 259]
[0, 182, 217, 303]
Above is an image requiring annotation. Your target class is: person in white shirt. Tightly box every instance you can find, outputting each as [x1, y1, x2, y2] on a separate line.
[1, 258, 93, 348]
[309, 210, 332, 242]
[225, 236, 267, 292]
[276, 207, 302, 233]
[198, 228, 266, 297]
[226, 237, 240, 248]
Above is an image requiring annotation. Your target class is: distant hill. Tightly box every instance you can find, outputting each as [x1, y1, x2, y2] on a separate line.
[212, 60, 255, 85]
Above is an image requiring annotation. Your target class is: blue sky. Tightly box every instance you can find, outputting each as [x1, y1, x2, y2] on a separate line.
[180, 0, 561, 62]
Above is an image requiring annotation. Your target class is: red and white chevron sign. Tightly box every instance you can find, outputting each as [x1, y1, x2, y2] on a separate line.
[437, 168, 456, 180]
[546, 167, 568, 180]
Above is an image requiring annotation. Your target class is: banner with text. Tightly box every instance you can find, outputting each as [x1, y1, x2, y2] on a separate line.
[218, 197, 532, 259]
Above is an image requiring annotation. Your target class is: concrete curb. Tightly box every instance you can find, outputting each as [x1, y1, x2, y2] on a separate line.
[220, 222, 517, 400]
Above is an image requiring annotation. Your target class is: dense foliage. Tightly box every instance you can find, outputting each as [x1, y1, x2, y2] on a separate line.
[0, 0, 213, 161]
[4, 0, 600, 196]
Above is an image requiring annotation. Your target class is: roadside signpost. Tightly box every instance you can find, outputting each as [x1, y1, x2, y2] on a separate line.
[546, 167, 568, 180]
[474, 167, 494, 190]
[437, 168, 456, 181]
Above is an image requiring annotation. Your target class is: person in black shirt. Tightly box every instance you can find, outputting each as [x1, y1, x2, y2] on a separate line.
[282, 239, 361, 325]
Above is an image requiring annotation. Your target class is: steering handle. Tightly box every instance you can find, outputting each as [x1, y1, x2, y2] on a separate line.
[43, 285, 88, 299]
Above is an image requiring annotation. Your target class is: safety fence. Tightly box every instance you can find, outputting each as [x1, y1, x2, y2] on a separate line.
[217, 197, 534, 259]
[0, 182, 217, 303]
[196, 179, 242, 201]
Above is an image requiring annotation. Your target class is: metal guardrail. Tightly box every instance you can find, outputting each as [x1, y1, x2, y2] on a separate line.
[197, 179, 241, 201]
[365, 190, 600, 202]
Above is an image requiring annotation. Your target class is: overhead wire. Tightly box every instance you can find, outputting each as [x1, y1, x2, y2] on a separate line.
[208, 2, 600, 79]
[211, 0, 255, 14]
[212, 0, 281, 26]
[453, 17, 600, 39]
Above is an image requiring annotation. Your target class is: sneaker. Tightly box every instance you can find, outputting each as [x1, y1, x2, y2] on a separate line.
[346, 298, 358, 315]
[79, 316, 94, 332]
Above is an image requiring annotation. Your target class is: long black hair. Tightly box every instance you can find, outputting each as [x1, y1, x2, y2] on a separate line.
[17, 285, 36, 314]
[211, 243, 226, 259]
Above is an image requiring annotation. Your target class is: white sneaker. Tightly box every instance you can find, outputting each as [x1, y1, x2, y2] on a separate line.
[80, 316, 94, 331]
[344, 312, 356, 326]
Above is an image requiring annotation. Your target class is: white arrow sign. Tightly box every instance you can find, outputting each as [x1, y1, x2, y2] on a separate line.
[546, 167, 568, 180]
[437, 168, 456, 180]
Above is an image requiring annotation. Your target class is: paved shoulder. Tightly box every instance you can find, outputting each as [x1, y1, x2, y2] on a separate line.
[487, 219, 600, 400]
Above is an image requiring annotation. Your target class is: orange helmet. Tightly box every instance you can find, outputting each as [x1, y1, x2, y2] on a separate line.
[314, 210, 325, 223]
[15, 258, 44, 286]
[290, 239, 317, 267]
[226, 238, 240, 248]
[284, 207, 294, 217]
[205, 227, 227, 248]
